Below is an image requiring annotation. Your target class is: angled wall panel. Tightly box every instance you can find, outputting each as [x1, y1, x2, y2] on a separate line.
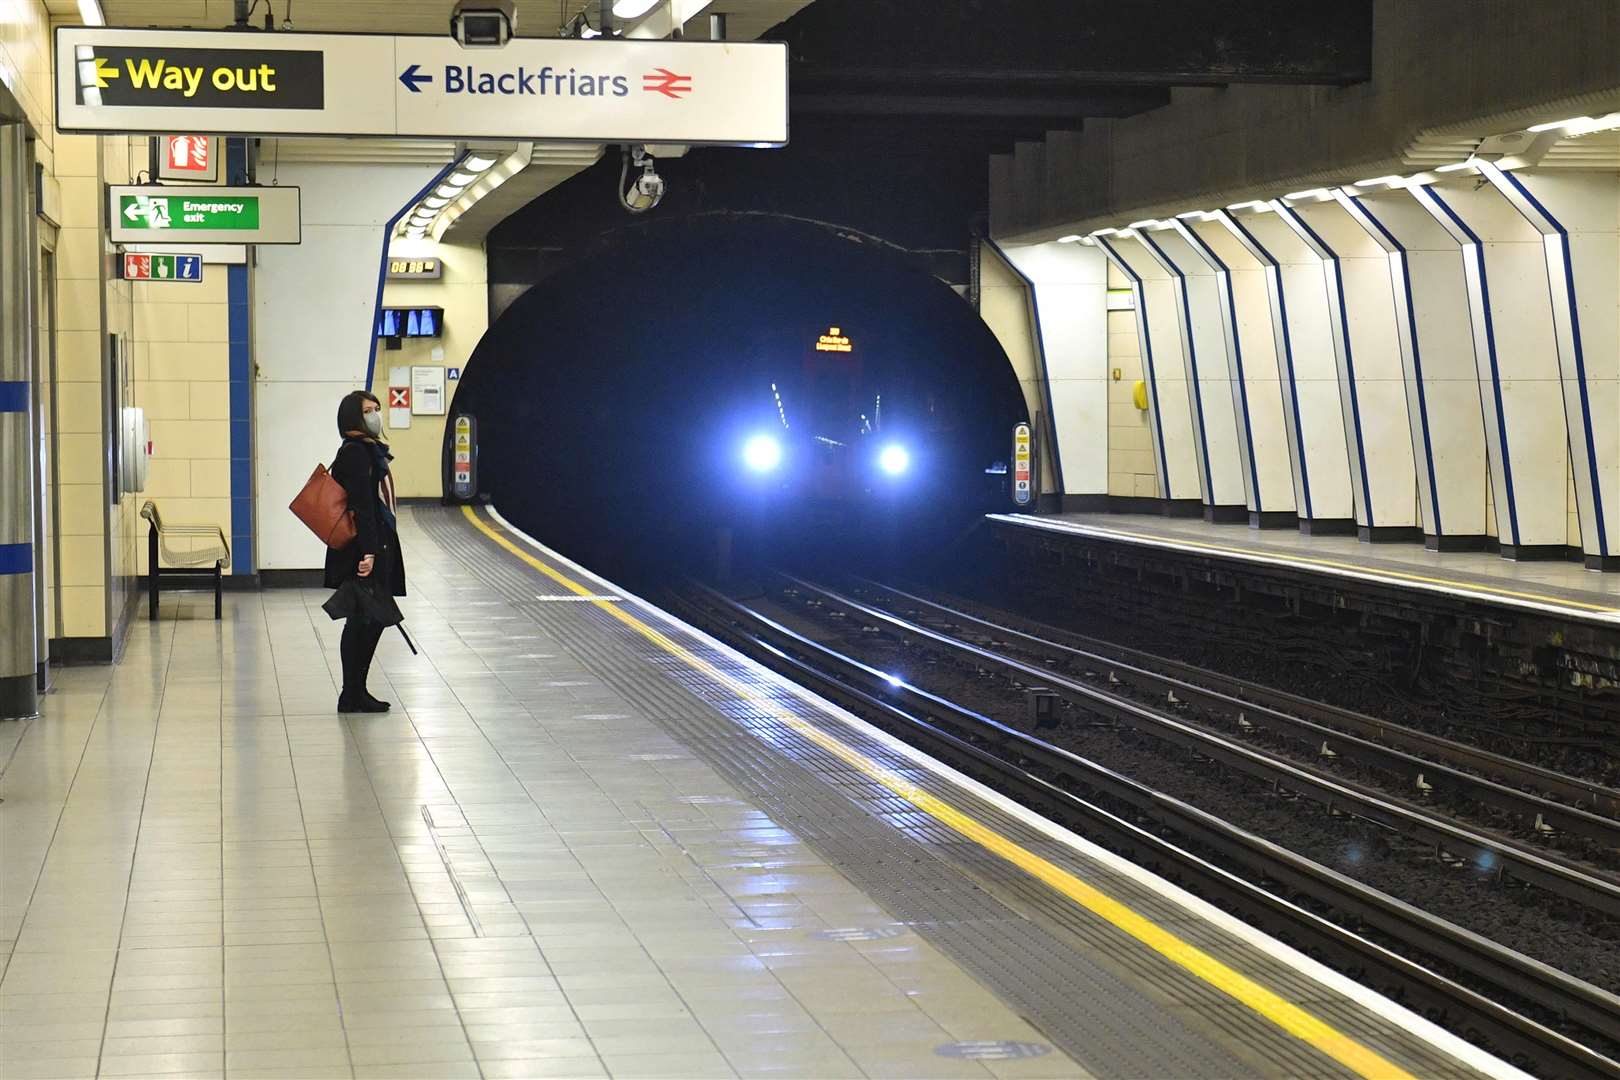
[992, 240, 1110, 502]
[1183, 218, 1297, 522]
[1481, 167, 1619, 570]
[1096, 235, 1201, 503]
[1336, 189, 1490, 545]
[1214, 210, 1354, 529]
[1275, 200, 1418, 535]
[1136, 226, 1247, 516]
[1411, 180, 1571, 557]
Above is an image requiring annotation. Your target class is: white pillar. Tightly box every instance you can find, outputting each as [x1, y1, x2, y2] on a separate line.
[1131, 226, 1247, 519]
[1274, 199, 1419, 538]
[1095, 234, 1202, 506]
[1335, 188, 1491, 547]
[1480, 167, 1619, 570]
[1410, 179, 1572, 558]
[1212, 209, 1355, 532]
[992, 241, 1111, 507]
[1180, 217, 1298, 524]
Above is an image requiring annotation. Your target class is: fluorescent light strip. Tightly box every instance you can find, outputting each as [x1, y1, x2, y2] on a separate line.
[612, 0, 661, 17]
[77, 0, 104, 25]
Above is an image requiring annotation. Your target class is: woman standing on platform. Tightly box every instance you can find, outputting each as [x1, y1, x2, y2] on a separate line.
[326, 390, 407, 713]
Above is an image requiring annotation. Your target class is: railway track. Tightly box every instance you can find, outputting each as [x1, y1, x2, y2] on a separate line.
[852, 577, 1620, 825]
[672, 581, 1620, 1079]
[786, 575, 1620, 918]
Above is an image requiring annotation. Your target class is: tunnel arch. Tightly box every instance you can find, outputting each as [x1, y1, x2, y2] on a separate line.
[452, 214, 1029, 576]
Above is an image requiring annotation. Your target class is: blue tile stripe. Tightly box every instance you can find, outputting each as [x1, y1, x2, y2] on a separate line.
[226, 137, 254, 576]
[0, 380, 27, 413]
[0, 542, 31, 575]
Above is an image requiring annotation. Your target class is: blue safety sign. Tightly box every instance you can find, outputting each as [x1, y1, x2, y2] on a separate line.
[447, 367, 460, 381]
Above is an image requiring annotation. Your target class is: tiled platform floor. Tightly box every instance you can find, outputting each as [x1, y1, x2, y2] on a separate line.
[0, 521, 1084, 1079]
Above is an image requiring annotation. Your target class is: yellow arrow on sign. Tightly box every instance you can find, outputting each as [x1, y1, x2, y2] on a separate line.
[93, 57, 120, 87]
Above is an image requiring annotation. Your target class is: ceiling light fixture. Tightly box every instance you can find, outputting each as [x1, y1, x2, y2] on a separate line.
[435, 183, 467, 199]
[77, 0, 104, 25]
[1088, 227, 1120, 237]
[612, 0, 661, 17]
[1284, 188, 1331, 201]
[1224, 200, 1268, 211]
[1126, 219, 1161, 230]
[462, 155, 498, 172]
[421, 196, 450, 209]
[1056, 234, 1082, 243]
[1435, 161, 1476, 173]
[1354, 175, 1405, 188]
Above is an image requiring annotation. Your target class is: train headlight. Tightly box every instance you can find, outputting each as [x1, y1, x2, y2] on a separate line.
[878, 443, 910, 476]
[742, 434, 783, 473]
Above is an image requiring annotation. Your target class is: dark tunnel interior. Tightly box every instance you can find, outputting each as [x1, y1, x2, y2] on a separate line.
[448, 217, 1029, 584]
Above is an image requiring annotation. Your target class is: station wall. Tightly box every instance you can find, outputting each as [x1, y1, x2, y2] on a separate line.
[252, 160, 440, 572]
[370, 237, 487, 500]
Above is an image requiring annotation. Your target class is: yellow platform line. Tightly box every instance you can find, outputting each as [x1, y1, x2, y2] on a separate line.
[1009, 517, 1620, 615]
[460, 505, 1418, 1080]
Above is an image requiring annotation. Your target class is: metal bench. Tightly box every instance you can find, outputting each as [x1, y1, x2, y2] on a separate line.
[141, 501, 231, 621]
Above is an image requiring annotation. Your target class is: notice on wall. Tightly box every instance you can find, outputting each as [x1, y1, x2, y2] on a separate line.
[387, 366, 411, 430]
[411, 365, 445, 416]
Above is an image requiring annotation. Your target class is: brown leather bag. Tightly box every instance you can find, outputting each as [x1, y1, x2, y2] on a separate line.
[289, 464, 358, 549]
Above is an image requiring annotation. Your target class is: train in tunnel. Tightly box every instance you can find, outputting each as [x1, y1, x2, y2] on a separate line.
[445, 218, 1029, 576]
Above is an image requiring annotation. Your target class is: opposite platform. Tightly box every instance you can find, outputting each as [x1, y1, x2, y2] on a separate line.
[992, 512, 1620, 627]
[0, 505, 1524, 1080]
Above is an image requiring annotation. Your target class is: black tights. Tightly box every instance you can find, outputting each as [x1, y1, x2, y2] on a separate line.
[339, 617, 386, 698]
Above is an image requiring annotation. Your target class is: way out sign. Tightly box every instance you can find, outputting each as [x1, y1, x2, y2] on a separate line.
[57, 27, 788, 146]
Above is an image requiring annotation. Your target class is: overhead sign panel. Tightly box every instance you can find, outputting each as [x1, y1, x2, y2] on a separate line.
[108, 185, 301, 244]
[57, 27, 789, 146]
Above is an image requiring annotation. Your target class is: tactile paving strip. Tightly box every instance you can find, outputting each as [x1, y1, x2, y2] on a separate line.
[417, 507, 1481, 1080]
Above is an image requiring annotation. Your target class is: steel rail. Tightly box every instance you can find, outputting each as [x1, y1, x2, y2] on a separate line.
[855, 577, 1620, 823]
[676, 585, 1620, 1078]
[786, 575, 1620, 920]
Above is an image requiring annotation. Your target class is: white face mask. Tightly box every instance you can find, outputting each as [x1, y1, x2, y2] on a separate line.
[362, 410, 383, 436]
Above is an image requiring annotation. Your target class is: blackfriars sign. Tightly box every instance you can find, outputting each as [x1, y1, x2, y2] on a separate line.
[57, 27, 789, 146]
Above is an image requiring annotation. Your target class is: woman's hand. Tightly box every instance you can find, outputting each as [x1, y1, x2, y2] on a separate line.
[357, 554, 375, 578]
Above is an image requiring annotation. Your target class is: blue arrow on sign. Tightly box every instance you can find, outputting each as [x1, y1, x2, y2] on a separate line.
[399, 64, 433, 93]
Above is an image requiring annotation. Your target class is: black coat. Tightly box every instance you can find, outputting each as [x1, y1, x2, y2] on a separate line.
[323, 437, 406, 596]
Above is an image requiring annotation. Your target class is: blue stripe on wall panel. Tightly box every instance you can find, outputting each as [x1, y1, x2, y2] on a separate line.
[0, 543, 32, 574]
[0, 381, 27, 413]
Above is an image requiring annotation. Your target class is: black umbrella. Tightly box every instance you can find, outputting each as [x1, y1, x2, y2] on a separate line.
[322, 578, 418, 655]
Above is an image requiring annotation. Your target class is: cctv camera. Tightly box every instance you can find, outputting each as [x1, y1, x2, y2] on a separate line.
[451, 0, 515, 47]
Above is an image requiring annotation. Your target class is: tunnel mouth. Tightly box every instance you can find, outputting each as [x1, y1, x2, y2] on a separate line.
[450, 215, 1028, 583]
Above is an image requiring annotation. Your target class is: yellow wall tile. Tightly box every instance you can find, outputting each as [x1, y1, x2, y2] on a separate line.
[56, 433, 104, 486]
[58, 176, 100, 229]
[57, 534, 107, 589]
[59, 586, 106, 639]
[54, 330, 102, 383]
[52, 135, 99, 178]
[147, 342, 228, 382]
[56, 277, 103, 332]
[57, 482, 106, 537]
[142, 458, 191, 498]
[188, 381, 229, 420]
[189, 459, 231, 498]
[55, 381, 104, 434]
[148, 419, 230, 460]
[136, 380, 192, 420]
[54, 226, 102, 283]
[187, 303, 228, 343]
[135, 301, 190, 343]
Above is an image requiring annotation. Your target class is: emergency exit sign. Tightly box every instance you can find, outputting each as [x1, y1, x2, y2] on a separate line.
[121, 252, 202, 282]
[107, 184, 301, 244]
